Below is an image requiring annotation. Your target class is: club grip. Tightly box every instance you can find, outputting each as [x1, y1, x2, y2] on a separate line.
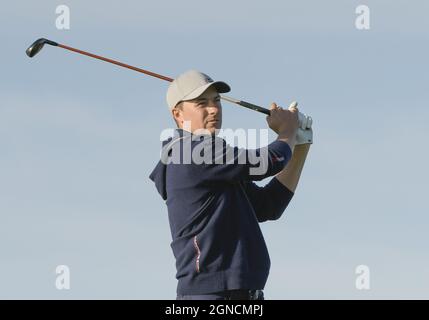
[237, 101, 271, 115]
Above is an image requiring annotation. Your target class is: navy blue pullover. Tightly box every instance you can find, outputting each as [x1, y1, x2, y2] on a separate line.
[149, 129, 294, 295]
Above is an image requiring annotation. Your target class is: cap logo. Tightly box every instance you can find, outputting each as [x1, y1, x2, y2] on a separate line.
[204, 75, 213, 83]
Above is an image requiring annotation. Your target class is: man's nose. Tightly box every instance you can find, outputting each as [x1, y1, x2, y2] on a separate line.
[207, 100, 221, 114]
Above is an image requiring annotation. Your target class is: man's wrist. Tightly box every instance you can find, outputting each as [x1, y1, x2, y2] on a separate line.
[277, 134, 296, 151]
[293, 143, 311, 153]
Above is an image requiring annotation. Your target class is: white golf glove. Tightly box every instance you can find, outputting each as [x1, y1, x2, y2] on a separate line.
[296, 105, 313, 145]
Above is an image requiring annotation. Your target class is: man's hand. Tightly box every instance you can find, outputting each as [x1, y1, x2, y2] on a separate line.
[296, 128, 313, 145]
[295, 111, 313, 145]
[266, 102, 299, 149]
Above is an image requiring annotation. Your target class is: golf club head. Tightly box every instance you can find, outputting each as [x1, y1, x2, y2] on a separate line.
[26, 38, 58, 58]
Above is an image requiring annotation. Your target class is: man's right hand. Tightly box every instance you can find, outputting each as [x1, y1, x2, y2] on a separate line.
[266, 102, 299, 149]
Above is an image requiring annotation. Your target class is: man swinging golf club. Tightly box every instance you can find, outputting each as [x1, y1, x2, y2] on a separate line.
[150, 70, 312, 300]
[25, 38, 312, 299]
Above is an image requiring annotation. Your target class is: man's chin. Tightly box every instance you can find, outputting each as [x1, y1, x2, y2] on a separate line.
[207, 124, 221, 135]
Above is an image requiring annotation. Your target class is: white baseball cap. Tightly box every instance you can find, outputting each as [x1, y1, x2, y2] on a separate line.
[166, 70, 231, 110]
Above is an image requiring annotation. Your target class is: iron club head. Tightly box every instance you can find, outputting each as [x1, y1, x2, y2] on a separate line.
[26, 38, 58, 58]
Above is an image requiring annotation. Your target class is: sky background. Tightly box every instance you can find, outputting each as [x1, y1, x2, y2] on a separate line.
[1, 0, 428, 299]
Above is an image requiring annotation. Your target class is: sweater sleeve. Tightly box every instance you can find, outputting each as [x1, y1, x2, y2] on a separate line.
[199, 139, 292, 183]
[241, 177, 294, 222]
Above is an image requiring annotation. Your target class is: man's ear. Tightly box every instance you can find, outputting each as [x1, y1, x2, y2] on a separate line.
[172, 105, 183, 126]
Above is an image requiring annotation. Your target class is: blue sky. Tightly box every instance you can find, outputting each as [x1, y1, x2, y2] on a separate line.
[1, 0, 428, 299]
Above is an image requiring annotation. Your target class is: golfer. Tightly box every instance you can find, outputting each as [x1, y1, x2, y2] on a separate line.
[150, 70, 312, 300]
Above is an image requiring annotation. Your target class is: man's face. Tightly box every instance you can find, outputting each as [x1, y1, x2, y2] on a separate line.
[173, 86, 222, 135]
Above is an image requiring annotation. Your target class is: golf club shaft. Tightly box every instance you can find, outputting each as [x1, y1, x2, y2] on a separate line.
[56, 42, 271, 115]
[58, 44, 174, 82]
[220, 95, 270, 115]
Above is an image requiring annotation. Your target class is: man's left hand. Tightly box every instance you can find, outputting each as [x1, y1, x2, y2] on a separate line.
[296, 112, 313, 145]
[296, 128, 313, 145]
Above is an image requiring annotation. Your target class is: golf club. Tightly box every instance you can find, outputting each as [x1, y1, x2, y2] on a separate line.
[26, 38, 309, 123]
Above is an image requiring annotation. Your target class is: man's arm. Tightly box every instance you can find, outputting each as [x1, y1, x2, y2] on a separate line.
[241, 178, 294, 222]
[242, 144, 310, 222]
[197, 103, 299, 184]
[275, 144, 310, 192]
